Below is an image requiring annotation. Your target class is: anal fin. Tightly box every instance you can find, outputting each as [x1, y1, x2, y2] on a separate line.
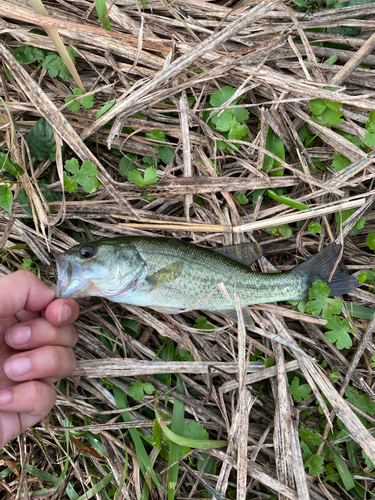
[214, 307, 254, 328]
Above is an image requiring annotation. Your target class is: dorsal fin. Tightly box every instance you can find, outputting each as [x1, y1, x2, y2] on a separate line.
[211, 307, 254, 328]
[212, 242, 263, 267]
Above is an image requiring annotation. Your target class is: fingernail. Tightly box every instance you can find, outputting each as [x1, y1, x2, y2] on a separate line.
[5, 325, 31, 346]
[4, 357, 31, 378]
[58, 304, 72, 323]
[0, 390, 12, 405]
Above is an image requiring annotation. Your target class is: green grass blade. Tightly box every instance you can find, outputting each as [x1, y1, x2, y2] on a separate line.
[345, 303, 375, 320]
[158, 339, 185, 500]
[76, 473, 115, 500]
[168, 374, 185, 500]
[263, 127, 274, 173]
[271, 133, 285, 176]
[113, 386, 162, 491]
[333, 454, 355, 491]
[157, 413, 227, 449]
[95, 0, 112, 30]
[266, 189, 310, 210]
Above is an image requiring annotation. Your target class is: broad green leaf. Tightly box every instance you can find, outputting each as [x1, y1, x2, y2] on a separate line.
[144, 166, 158, 184]
[43, 53, 68, 78]
[128, 380, 155, 400]
[80, 93, 95, 109]
[336, 209, 365, 234]
[301, 441, 313, 461]
[325, 316, 354, 349]
[266, 223, 292, 238]
[279, 224, 292, 238]
[306, 280, 343, 319]
[76, 161, 100, 193]
[193, 195, 203, 206]
[0, 152, 23, 176]
[119, 153, 137, 178]
[308, 221, 322, 234]
[233, 192, 248, 205]
[345, 387, 375, 415]
[63, 174, 78, 193]
[128, 167, 158, 187]
[364, 132, 375, 146]
[232, 106, 249, 123]
[18, 179, 62, 215]
[13, 45, 45, 64]
[228, 121, 248, 140]
[64, 158, 100, 193]
[65, 87, 95, 112]
[326, 100, 342, 111]
[142, 156, 155, 166]
[330, 371, 340, 383]
[158, 146, 173, 164]
[312, 107, 343, 126]
[305, 455, 324, 476]
[65, 97, 81, 113]
[328, 25, 361, 36]
[64, 157, 80, 175]
[310, 98, 326, 115]
[290, 376, 311, 403]
[128, 170, 144, 187]
[367, 231, 375, 250]
[145, 129, 165, 143]
[332, 152, 351, 172]
[28, 117, 64, 161]
[298, 427, 323, 452]
[177, 349, 194, 362]
[288, 299, 307, 313]
[210, 86, 236, 107]
[215, 111, 237, 132]
[193, 316, 214, 331]
[0, 184, 13, 214]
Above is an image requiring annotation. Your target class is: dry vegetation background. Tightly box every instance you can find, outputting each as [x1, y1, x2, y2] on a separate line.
[1, 0, 375, 498]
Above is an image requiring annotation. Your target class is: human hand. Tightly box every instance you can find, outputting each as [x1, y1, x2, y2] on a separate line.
[0, 270, 79, 448]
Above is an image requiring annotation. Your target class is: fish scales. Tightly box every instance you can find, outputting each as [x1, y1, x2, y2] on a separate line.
[55, 237, 358, 321]
[127, 237, 308, 310]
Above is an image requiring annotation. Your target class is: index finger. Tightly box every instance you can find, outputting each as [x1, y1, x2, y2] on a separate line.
[0, 270, 55, 318]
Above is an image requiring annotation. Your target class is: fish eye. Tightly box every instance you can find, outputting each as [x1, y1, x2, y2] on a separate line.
[80, 245, 96, 259]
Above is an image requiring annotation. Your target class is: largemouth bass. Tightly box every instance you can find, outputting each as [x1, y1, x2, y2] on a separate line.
[55, 237, 358, 324]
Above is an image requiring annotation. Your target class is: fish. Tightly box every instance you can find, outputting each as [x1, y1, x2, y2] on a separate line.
[55, 237, 358, 326]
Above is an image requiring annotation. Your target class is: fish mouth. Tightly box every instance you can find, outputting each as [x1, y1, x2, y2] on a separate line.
[55, 252, 87, 299]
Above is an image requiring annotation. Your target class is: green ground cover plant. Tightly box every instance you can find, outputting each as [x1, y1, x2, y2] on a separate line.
[2, 0, 375, 498]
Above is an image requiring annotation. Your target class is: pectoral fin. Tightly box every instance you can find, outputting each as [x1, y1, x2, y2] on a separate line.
[146, 261, 184, 291]
[213, 242, 263, 267]
[214, 307, 254, 328]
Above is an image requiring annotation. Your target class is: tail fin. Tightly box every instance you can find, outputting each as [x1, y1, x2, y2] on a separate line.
[291, 243, 358, 296]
